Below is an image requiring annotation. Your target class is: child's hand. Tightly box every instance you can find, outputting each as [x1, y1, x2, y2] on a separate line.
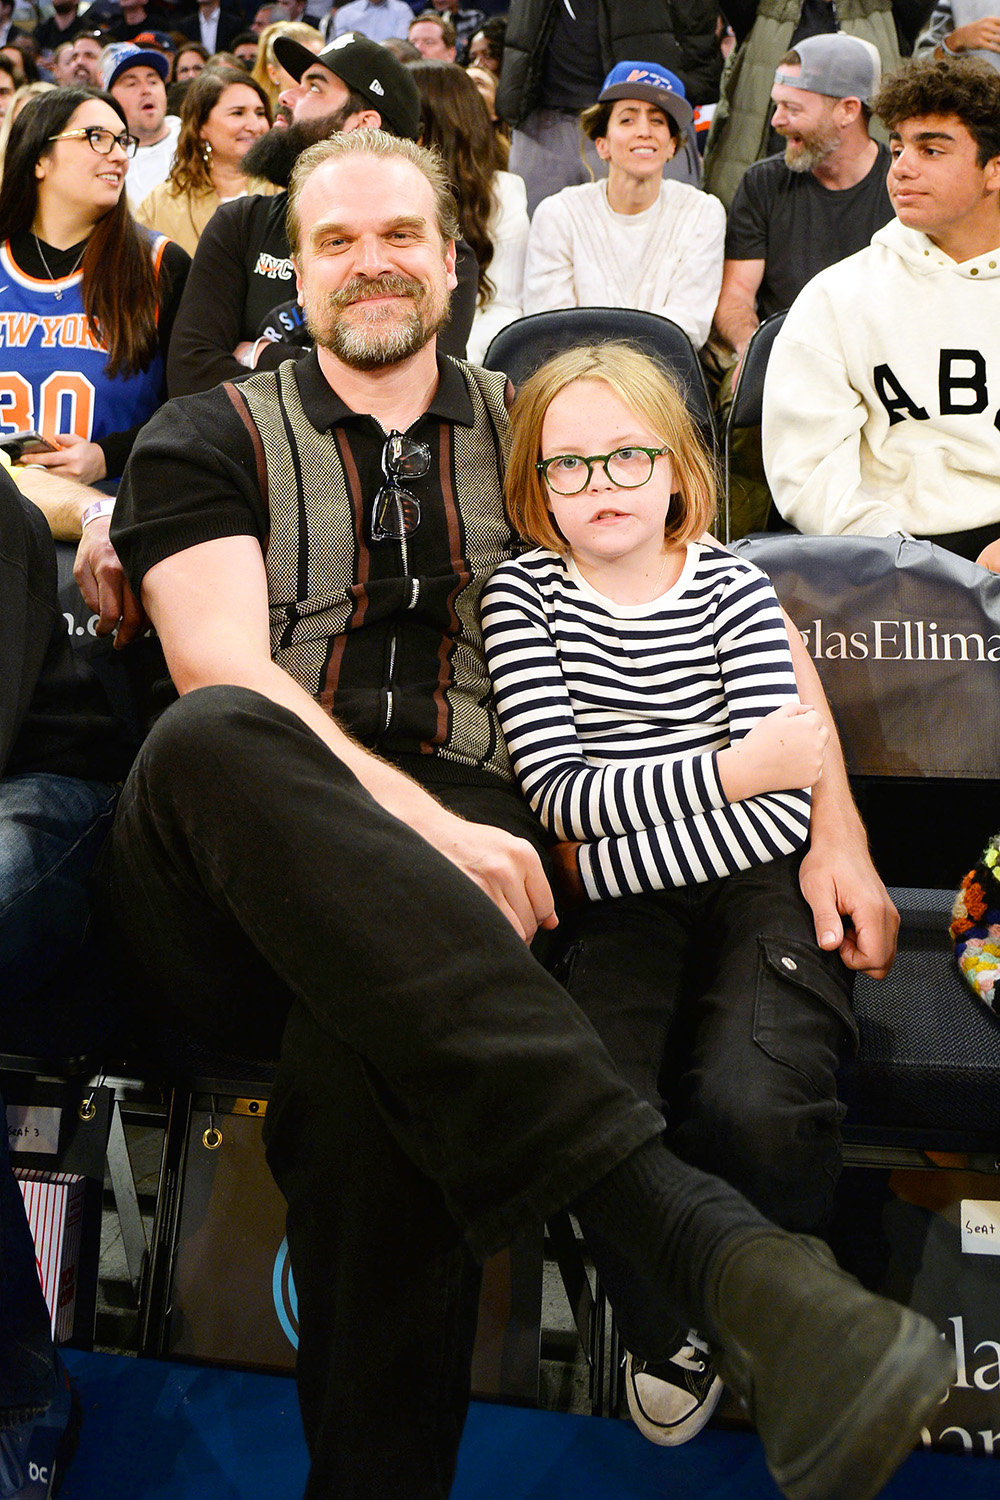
[720, 703, 829, 802]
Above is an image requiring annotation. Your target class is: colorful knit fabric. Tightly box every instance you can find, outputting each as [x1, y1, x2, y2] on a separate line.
[951, 831, 1000, 1012]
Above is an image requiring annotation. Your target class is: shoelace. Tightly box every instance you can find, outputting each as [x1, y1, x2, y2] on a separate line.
[671, 1329, 711, 1373]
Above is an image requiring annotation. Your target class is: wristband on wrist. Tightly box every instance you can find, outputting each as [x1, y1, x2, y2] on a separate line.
[238, 337, 268, 369]
[940, 36, 958, 53]
[81, 497, 116, 530]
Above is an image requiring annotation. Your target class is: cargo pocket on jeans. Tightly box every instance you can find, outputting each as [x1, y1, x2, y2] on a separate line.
[753, 934, 859, 1096]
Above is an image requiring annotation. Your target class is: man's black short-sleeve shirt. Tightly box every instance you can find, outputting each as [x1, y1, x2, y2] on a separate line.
[725, 144, 894, 320]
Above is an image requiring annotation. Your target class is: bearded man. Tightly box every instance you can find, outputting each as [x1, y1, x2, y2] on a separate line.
[712, 34, 894, 371]
[165, 31, 476, 395]
[103, 122, 951, 1500]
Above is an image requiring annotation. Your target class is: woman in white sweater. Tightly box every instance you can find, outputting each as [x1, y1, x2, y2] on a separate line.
[522, 62, 725, 350]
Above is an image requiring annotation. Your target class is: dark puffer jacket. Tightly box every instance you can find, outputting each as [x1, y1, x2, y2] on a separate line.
[497, 0, 723, 123]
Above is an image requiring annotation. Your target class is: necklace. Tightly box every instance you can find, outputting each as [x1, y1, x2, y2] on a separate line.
[33, 233, 86, 301]
[646, 549, 670, 601]
[573, 546, 676, 606]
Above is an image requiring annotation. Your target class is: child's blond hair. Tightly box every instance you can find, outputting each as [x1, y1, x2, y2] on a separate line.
[505, 343, 716, 554]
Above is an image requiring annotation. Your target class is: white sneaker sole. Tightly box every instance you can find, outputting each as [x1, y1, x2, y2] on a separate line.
[626, 1355, 724, 1447]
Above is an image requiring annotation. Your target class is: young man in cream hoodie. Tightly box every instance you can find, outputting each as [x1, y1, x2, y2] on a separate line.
[762, 56, 1000, 561]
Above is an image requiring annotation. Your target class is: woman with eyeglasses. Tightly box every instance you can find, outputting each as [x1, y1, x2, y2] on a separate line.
[0, 87, 190, 485]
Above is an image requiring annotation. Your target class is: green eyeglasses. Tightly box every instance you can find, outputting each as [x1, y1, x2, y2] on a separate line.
[537, 445, 670, 496]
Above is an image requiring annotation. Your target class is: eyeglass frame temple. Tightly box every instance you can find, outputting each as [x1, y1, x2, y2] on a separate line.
[383, 431, 432, 480]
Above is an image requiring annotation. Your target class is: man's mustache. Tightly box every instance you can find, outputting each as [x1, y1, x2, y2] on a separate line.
[328, 275, 425, 310]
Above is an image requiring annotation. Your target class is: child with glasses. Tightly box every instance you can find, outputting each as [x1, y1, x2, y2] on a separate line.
[480, 343, 855, 1451]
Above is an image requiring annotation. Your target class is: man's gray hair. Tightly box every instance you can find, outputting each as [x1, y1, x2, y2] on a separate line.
[286, 128, 461, 258]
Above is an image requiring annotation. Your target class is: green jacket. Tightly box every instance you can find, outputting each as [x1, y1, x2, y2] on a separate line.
[497, 0, 723, 124]
[703, 0, 902, 207]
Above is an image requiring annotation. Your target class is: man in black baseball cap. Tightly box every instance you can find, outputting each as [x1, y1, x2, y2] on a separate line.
[273, 29, 421, 140]
[241, 30, 421, 190]
[165, 30, 477, 395]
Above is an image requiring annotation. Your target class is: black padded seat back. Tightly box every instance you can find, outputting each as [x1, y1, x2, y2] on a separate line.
[721, 310, 786, 544]
[727, 310, 787, 432]
[482, 307, 717, 453]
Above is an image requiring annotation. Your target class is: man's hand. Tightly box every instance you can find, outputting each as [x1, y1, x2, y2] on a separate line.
[74, 516, 148, 647]
[233, 336, 277, 368]
[416, 809, 558, 943]
[21, 434, 107, 485]
[944, 16, 1000, 50]
[798, 831, 899, 978]
[976, 537, 1000, 572]
[783, 612, 898, 977]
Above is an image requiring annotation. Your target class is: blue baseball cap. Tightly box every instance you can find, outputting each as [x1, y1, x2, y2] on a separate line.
[598, 61, 693, 133]
[100, 42, 170, 92]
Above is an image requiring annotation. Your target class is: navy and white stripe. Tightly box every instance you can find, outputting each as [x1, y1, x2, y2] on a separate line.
[481, 542, 811, 901]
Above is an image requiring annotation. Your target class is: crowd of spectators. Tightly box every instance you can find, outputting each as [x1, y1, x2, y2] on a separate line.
[2, 0, 999, 1497]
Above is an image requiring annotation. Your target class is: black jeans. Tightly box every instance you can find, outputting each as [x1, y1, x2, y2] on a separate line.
[104, 686, 667, 1498]
[555, 857, 856, 1359]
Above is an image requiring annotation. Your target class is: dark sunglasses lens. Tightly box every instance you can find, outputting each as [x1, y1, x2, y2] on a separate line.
[373, 484, 421, 540]
[386, 434, 431, 479]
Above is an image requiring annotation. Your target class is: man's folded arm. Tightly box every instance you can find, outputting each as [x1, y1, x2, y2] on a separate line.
[140, 535, 556, 942]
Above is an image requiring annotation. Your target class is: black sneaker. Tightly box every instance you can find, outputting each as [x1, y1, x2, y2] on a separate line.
[626, 1328, 724, 1446]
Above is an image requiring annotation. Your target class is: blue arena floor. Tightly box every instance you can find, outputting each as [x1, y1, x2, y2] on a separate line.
[58, 1350, 1000, 1500]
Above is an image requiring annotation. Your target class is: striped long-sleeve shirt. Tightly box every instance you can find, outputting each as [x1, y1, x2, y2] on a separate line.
[480, 541, 812, 902]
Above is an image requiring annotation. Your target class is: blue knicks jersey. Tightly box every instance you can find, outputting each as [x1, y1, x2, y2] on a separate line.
[0, 231, 167, 446]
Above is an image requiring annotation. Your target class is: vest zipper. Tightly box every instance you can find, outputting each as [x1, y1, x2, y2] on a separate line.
[384, 634, 396, 732]
[383, 533, 411, 733]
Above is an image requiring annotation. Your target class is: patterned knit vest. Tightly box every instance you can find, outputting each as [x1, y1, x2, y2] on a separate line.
[230, 357, 517, 779]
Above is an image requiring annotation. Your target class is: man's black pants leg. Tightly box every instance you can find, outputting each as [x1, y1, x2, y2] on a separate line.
[103, 685, 663, 1497]
[266, 1005, 482, 1500]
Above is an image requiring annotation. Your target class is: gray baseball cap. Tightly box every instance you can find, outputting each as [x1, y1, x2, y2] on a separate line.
[774, 34, 882, 102]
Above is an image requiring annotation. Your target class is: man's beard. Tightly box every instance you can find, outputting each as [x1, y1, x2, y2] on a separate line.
[780, 122, 840, 173]
[241, 101, 358, 187]
[305, 273, 450, 371]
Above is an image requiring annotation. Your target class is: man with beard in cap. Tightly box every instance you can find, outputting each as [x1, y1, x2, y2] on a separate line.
[714, 36, 893, 376]
[166, 31, 478, 394]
